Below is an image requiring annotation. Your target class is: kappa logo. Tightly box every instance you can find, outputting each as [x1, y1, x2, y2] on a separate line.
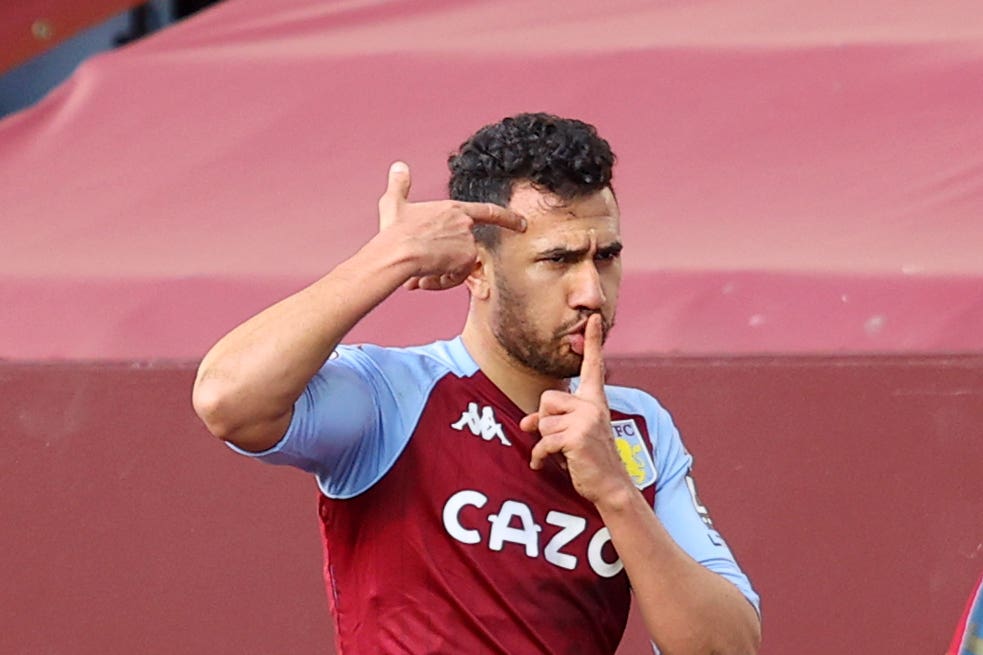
[451, 402, 511, 446]
[611, 419, 657, 490]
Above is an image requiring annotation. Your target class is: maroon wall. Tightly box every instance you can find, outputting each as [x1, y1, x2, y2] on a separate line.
[2, 355, 981, 654]
[610, 355, 983, 654]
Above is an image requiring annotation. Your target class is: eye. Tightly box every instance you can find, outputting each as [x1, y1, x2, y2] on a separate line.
[595, 250, 620, 262]
[538, 251, 575, 265]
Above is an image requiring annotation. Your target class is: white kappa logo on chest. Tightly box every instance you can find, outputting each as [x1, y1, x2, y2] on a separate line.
[451, 402, 511, 446]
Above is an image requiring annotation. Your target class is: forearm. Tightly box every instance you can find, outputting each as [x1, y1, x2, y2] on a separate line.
[596, 489, 760, 655]
[193, 234, 416, 449]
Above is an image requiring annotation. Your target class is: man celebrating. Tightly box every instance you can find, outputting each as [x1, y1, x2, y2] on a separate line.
[193, 113, 761, 654]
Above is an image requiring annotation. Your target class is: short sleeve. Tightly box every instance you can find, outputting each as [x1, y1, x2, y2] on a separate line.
[225, 345, 437, 497]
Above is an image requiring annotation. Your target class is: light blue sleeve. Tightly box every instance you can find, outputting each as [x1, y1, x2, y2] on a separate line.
[652, 405, 762, 616]
[226, 344, 446, 498]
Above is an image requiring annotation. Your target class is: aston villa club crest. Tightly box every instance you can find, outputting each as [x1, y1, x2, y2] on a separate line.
[610, 419, 657, 490]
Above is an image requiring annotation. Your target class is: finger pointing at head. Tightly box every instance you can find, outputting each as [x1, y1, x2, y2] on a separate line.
[575, 314, 606, 401]
[460, 202, 527, 232]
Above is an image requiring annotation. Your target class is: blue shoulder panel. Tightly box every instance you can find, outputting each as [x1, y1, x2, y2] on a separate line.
[227, 338, 477, 499]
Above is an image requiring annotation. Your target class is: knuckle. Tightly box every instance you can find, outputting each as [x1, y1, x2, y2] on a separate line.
[541, 390, 563, 404]
[537, 434, 561, 451]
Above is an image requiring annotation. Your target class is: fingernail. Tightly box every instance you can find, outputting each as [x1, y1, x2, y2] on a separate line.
[390, 161, 408, 173]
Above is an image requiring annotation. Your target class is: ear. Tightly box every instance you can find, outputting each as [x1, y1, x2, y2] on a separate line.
[465, 246, 493, 301]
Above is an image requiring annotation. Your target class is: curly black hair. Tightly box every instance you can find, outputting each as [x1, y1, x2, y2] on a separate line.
[448, 113, 616, 248]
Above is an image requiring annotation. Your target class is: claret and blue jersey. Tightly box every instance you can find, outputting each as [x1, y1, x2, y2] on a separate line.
[230, 337, 760, 654]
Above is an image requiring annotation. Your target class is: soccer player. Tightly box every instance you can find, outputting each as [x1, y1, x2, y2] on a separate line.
[193, 113, 761, 654]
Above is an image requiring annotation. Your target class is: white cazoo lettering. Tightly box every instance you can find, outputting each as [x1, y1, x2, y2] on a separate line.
[442, 489, 621, 577]
[488, 500, 542, 557]
[587, 527, 623, 578]
[543, 511, 587, 570]
[442, 489, 487, 544]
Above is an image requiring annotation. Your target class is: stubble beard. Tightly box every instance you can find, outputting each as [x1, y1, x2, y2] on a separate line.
[491, 274, 613, 380]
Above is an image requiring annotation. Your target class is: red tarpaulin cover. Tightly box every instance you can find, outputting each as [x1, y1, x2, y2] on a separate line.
[1, 0, 982, 360]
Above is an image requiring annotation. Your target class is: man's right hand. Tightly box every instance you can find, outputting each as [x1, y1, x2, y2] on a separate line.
[195, 162, 524, 451]
[378, 161, 526, 291]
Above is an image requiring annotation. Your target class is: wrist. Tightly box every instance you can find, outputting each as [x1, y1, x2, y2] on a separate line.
[357, 231, 423, 281]
[593, 480, 643, 515]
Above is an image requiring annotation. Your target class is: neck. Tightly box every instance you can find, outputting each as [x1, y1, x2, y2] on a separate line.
[461, 315, 566, 415]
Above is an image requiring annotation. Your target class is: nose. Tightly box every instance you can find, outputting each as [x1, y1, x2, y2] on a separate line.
[568, 260, 606, 312]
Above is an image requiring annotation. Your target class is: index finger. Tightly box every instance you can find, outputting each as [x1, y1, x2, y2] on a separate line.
[459, 202, 527, 232]
[575, 314, 606, 401]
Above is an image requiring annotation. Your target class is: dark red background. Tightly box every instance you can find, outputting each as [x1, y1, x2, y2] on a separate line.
[3, 355, 980, 654]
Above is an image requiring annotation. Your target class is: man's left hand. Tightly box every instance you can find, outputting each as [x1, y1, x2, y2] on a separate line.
[520, 314, 634, 504]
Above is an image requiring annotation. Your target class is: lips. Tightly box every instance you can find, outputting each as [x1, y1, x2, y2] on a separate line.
[561, 315, 611, 354]
[562, 318, 591, 355]
[563, 319, 589, 337]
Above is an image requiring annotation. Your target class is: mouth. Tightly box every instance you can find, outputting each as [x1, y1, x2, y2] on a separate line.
[561, 317, 595, 356]
[560, 314, 613, 355]
[567, 332, 587, 355]
[564, 320, 589, 337]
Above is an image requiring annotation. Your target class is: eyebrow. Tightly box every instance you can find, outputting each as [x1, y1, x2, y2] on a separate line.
[536, 241, 623, 260]
[597, 242, 624, 257]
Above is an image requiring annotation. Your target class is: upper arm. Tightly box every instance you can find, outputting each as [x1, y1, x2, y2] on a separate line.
[225, 351, 377, 479]
[226, 344, 447, 498]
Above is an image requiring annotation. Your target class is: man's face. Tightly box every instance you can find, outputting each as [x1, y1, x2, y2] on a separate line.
[486, 183, 622, 379]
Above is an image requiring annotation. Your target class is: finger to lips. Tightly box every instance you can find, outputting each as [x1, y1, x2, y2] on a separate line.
[575, 314, 606, 401]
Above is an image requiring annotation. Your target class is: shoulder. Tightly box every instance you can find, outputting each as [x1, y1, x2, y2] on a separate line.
[604, 384, 672, 423]
[567, 378, 676, 430]
[331, 337, 478, 385]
